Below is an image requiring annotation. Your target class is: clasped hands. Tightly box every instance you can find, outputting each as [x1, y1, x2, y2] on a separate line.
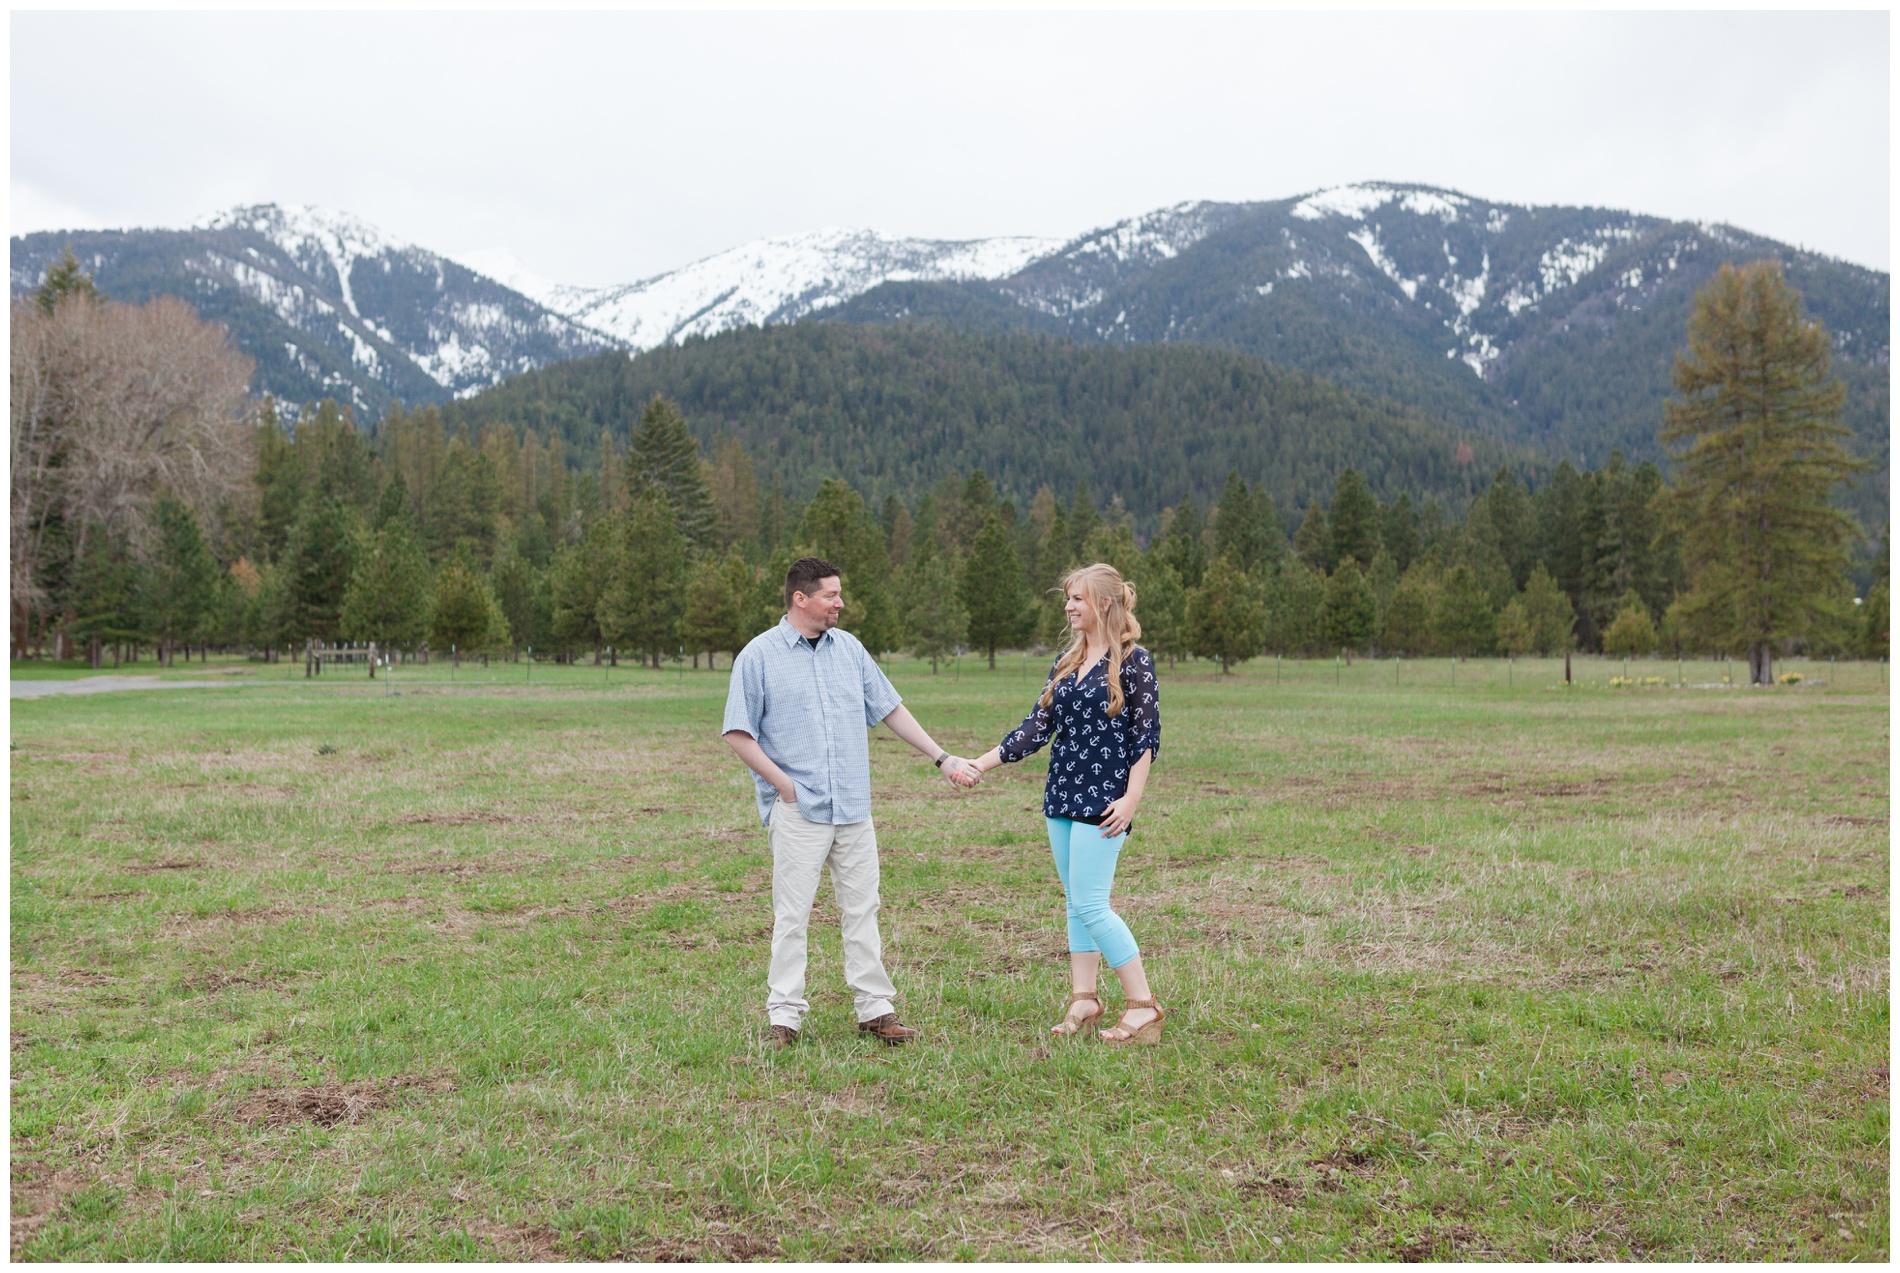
[940, 755, 984, 789]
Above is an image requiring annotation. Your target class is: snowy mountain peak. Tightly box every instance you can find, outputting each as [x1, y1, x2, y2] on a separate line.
[520, 226, 1064, 352]
[197, 203, 402, 320]
[1291, 182, 1471, 224]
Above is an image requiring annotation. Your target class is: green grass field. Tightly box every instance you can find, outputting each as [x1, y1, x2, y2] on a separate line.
[10, 653, 1889, 1260]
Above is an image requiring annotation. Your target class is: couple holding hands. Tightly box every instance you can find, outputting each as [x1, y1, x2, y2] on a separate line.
[721, 557, 1165, 1049]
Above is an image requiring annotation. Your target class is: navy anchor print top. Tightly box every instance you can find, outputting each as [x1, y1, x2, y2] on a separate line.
[997, 646, 1161, 824]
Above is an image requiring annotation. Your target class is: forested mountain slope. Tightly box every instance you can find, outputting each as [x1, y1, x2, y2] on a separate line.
[824, 183, 1889, 525]
[442, 323, 1532, 526]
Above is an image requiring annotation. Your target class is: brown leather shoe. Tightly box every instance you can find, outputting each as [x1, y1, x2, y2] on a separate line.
[769, 1024, 799, 1049]
[858, 1013, 919, 1045]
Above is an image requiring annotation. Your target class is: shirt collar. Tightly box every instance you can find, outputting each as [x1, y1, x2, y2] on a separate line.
[777, 616, 833, 648]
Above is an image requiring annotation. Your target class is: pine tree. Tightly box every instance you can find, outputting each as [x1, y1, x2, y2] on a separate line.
[1601, 592, 1657, 658]
[339, 518, 432, 651]
[1293, 502, 1332, 573]
[1520, 565, 1577, 655]
[1494, 600, 1532, 657]
[903, 551, 968, 673]
[1158, 495, 1207, 589]
[283, 499, 360, 643]
[1328, 469, 1382, 570]
[1215, 471, 1273, 572]
[1481, 469, 1534, 588]
[1321, 559, 1376, 656]
[1661, 261, 1864, 685]
[681, 548, 756, 670]
[1380, 566, 1436, 656]
[1079, 523, 1140, 579]
[487, 537, 538, 654]
[797, 478, 899, 654]
[142, 497, 220, 665]
[1381, 494, 1422, 574]
[962, 510, 1034, 669]
[630, 396, 715, 548]
[1432, 563, 1496, 656]
[70, 524, 137, 668]
[706, 437, 761, 553]
[599, 485, 690, 666]
[1065, 481, 1100, 565]
[549, 515, 615, 662]
[34, 246, 101, 313]
[428, 556, 504, 667]
[1263, 560, 1326, 655]
[1133, 556, 1188, 667]
[1189, 553, 1267, 672]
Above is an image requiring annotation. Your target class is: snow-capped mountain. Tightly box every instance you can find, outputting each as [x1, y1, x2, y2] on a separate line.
[822, 181, 1888, 482]
[10, 205, 612, 416]
[460, 228, 1061, 351]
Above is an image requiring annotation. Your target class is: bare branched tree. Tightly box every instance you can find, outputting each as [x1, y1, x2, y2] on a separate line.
[10, 293, 255, 654]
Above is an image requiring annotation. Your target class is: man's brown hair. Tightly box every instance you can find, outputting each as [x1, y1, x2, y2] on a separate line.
[785, 557, 842, 609]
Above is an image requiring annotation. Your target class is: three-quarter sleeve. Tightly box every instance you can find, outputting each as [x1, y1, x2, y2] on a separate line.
[1123, 647, 1160, 762]
[998, 662, 1062, 762]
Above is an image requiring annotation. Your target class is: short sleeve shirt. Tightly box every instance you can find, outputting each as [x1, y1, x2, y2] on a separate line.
[722, 617, 904, 826]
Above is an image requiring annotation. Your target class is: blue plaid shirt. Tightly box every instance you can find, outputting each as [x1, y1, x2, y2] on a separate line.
[722, 617, 904, 826]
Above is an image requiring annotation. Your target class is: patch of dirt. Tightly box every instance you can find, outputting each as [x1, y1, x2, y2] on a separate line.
[640, 1231, 781, 1262]
[398, 812, 524, 827]
[1236, 1176, 1303, 1203]
[1825, 815, 1887, 828]
[234, 1074, 454, 1128]
[1309, 1147, 1380, 1188]
[10, 1158, 98, 1257]
[466, 1220, 559, 1261]
[56, 969, 114, 985]
[123, 859, 202, 873]
[1393, 1224, 1482, 1261]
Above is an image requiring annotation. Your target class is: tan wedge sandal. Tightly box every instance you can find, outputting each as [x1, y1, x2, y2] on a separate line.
[1051, 991, 1105, 1037]
[1100, 997, 1167, 1045]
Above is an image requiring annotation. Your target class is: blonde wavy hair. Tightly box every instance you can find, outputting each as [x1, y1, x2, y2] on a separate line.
[1041, 563, 1142, 717]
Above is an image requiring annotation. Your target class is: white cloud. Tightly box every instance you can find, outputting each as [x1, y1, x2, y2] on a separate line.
[8, 11, 1890, 281]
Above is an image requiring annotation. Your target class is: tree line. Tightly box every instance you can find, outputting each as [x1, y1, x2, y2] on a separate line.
[13, 254, 1883, 683]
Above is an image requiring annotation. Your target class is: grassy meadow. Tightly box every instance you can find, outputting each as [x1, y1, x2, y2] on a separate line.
[9, 652, 1889, 1260]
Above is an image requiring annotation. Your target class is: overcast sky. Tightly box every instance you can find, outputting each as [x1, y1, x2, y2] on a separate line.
[11, 10, 1891, 284]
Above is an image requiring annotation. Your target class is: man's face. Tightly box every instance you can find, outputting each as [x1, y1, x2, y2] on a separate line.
[793, 577, 844, 631]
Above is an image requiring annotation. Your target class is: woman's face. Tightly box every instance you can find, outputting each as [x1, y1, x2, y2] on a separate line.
[1064, 585, 1098, 635]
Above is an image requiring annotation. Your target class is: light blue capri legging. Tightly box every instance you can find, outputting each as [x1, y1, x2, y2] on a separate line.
[1045, 817, 1140, 969]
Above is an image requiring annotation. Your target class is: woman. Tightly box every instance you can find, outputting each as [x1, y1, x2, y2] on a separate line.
[962, 563, 1164, 1043]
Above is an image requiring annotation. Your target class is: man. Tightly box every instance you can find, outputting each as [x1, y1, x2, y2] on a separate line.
[722, 556, 972, 1049]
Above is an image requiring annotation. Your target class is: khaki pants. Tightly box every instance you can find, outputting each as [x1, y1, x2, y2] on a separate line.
[766, 797, 897, 1029]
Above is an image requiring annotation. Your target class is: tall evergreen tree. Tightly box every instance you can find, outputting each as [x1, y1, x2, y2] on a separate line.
[69, 523, 137, 668]
[1263, 560, 1326, 655]
[1158, 495, 1208, 589]
[630, 395, 716, 548]
[1133, 556, 1189, 667]
[961, 510, 1034, 669]
[903, 550, 968, 674]
[1381, 566, 1436, 656]
[339, 518, 432, 652]
[1321, 558, 1377, 656]
[428, 556, 504, 668]
[548, 515, 616, 662]
[1381, 494, 1422, 574]
[1189, 553, 1268, 672]
[1292, 502, 1332, 573]
[282, 499, 360, 642]
[797, 478, 899, 654]
[599, 485, 691, 666]
[1661, 261, 1863, 685]
[1328, 469, 1382, 570]
[681, 548, 756, 670]
[1432, 563, 1496, 656]
[1481, 469, 1534, 588]
[1215, 471, 1273, 572]
[1520, 564, 1578, 656]
[33, 245, 101, 313]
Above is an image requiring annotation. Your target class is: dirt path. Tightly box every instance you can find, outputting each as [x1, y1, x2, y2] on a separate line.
[9, 676, 234, 700]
